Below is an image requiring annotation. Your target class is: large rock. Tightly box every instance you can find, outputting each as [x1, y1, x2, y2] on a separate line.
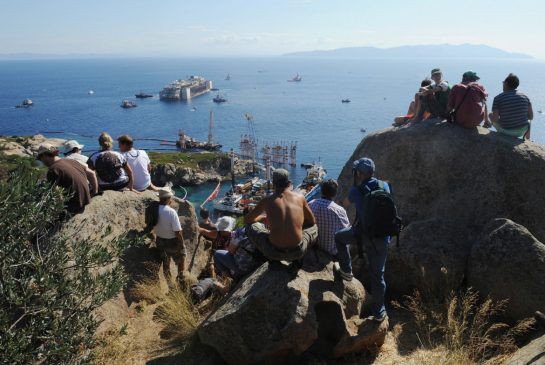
[337, 120, 545, 244]
[505, 334, 545, 365]
[198, 252, 387, 364]
[0, 134, 66, 157]
[468, 219, 545, 321]
[382, 219, 475, 297]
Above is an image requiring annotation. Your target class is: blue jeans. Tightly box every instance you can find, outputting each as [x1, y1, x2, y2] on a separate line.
[214, 250, 237, 277]
[335, 226, 389, 318]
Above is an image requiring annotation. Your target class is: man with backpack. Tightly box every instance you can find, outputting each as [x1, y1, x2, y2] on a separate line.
[334, 157, 401, 323]
[87, 132, 135, 191]
[447, 71, 489, 128]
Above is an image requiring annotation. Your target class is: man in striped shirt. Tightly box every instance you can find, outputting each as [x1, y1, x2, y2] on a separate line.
[309, 179, 350, 256]
[489, 73, 534, 139]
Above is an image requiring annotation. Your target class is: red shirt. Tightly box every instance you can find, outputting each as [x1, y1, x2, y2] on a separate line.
[448, 82, 488, 128]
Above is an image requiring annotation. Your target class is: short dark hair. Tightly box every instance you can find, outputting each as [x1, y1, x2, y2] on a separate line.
[504, 73, 519, 90]
[421, 79, 432, 87]
[320, 179, 338, 199]
[117, 134, 134, 148]
[200, 208, 210, 219]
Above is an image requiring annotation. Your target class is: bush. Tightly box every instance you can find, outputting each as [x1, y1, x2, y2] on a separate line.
[0, 167, 134, 364]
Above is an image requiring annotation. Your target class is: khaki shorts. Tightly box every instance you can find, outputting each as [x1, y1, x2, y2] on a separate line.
[246, 223, 318, 262]
[156, 236, 186, 263]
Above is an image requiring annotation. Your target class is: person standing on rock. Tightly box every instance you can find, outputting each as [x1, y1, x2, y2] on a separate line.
[36, 143, 98, 214]
[117, 134, 158, 191]
[154, 187, 186, 284]
[88, 132, 135, 192]
[309, 179, 350, 256]
[244, 169, 318, 262]
[334, 157, 391, 323]
[489, 73, 534, 139]
[447, 71, 489, 128]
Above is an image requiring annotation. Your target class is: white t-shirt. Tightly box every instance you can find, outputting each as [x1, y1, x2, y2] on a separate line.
[154, 204, 182, 239]
[65, 153, 89, 167]
[432, 80, 450, 92]
[123, 149, 151, 191]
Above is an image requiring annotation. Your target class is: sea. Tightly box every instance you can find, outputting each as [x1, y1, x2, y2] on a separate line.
[1, 57, 544, 208]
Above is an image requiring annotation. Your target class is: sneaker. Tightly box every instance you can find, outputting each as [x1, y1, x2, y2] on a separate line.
[333, 262, 354, 281]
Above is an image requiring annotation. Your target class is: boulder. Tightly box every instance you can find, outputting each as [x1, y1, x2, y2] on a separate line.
[468, 219, 545, 321]
[380, 219, 475, 297]
[337, 120, 545, 244]
[199, 252, 387, 365]
[505, 334, 545, 365]
[0, 134, 66, 157]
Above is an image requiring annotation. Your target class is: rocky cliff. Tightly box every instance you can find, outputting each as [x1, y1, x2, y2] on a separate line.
[337, 120, 545, 321]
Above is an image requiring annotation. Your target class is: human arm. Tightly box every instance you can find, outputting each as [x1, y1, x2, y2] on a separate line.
[244, 198, 268, 224]
[198, 227, 219, 240]
[84, 166, 98, 195]
[123, 163, 135, 192]
[302, 198, 316, 227]
[227, 241, 239, 254]
[175, 230, 184, 245]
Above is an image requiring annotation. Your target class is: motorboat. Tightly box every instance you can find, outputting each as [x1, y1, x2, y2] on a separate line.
[121, 100, 137, 108]
[135, 92, 153, 98]
[16, 99, 33, 108]
[287, 74, 302, 82]
[213, 94, 227, 103]
[88, 90, 95, 95]
[342, 99, 351, 103]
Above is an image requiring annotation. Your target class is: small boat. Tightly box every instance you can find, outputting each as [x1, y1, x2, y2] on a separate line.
[213, 94, 227, 103]
[287, 74, 302, 82]
[225, 74, 231, 81]
[190, 107, 197, 112]
[360, 128, 366, 133]
[210, 87, 219, 91]
[539, 110, 543, 114]
[342, 99, 351, 103]
[88, 90, 95, 95]
[16, 99, 33, 108]
[121, 100, 137, 108]
[135, 92, 153, 98]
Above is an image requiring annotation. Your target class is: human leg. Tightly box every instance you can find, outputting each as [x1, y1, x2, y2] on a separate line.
[334, 226, 358, 275]
[213, 250, 237, 277]
[364, 237, 389, 319]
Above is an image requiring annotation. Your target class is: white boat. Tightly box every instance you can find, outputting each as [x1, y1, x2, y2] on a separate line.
[160, 75, 213, 100]
[287, 74, 302, 82]
[88, 90, 95, 95]
[295, 162, 327, 201]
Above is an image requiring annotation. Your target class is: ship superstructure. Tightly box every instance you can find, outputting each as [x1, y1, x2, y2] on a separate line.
[160, 75, 213, 100]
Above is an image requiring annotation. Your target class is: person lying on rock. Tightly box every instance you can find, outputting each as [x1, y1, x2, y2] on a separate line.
[334, 157, 391, 324]
[36, 143, 98, 215]
[244, 168, 318, 262]
[154, 187, 187, 285]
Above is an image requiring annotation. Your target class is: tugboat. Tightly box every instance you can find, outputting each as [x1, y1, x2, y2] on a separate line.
[15, 99, 33, 108]
[213, 94, 227, 103]
[135, 92, 153, 98]
[121, 100, 137, 108]
[342, 99, 351, 103]
[287, 74, 302, 82]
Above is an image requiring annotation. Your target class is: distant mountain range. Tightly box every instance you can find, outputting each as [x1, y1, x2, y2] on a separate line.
[283, 44, 532, 59]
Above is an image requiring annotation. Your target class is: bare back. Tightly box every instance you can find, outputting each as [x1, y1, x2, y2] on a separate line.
[264, 189, 312, 248]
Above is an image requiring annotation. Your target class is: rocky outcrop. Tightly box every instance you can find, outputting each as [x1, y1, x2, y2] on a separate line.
[337, 120, 545, 320]
[505, 334, 545, 365]
[151, 154, 255, 186]
[198, 252, 387, 365]
[0, 134, 66, 157]
[468, 219, 545, 321]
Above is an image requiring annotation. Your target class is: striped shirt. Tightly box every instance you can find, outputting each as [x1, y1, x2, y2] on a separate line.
[492, 90, 531, 129]
[309, 198, 350, 255]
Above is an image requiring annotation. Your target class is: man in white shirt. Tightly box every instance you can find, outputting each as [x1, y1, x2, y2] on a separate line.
[154, 187, 186, 283]
[63, 140, 88, 166]
[117, 135, 157, 191]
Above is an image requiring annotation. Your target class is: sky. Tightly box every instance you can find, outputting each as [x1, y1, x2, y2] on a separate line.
[1, 0, 545, 58]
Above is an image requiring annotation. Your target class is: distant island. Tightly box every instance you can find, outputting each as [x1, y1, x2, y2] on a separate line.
[283, 44, 533, 59]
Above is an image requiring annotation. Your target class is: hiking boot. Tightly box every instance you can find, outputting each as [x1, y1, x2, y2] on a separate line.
[334, 262, 354, 281]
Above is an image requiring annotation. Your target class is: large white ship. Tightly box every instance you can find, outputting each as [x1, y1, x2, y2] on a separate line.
[159, 75, 213, 100]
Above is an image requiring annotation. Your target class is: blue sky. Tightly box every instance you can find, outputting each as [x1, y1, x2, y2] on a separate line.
[1, 0, 544, 58]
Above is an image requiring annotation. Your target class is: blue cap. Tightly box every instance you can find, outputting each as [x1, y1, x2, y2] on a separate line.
[353, 157, 375, 174]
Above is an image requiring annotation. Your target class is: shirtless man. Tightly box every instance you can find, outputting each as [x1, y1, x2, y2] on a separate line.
[244, 169, 317, 262]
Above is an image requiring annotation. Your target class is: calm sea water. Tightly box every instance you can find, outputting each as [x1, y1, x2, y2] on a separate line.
[1, 57, 544, 206]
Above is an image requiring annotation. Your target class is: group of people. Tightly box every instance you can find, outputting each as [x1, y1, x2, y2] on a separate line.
[184, 163, 391, 323]
[394, 69, 534, 139]
[36, 132, 156, 214]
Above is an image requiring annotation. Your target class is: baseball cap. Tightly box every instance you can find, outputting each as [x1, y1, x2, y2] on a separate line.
[463, 71, 480, 81]
[353, 157, 375, 175]
[35, 143, 59, 159]
[431, 68, 442, 75]
[63, 140, 84, 153]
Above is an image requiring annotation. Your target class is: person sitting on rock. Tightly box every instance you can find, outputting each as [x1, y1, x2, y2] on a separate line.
[416, 68, 450, 121]
[87, 132, 135, 192]
[393, 79, 432, 126]
[117, 134, 158, 191]
[154, 187, 186, 284]
[447, 71, 490, 128]
[489, 73, 534, 139]
[334, 157, 390, 323]
[308, 179, 350, 256]
[199, 216, 236, 250]
[62, 140, 88, 166]
[36, 143, 98, 214]
[244, 169, 318, 262]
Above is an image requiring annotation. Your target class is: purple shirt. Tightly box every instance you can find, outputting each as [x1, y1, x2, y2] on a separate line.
[309, 198, 350, 255]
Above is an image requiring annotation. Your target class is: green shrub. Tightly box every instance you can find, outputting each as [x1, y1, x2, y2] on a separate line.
[0, 167, 134, 364]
